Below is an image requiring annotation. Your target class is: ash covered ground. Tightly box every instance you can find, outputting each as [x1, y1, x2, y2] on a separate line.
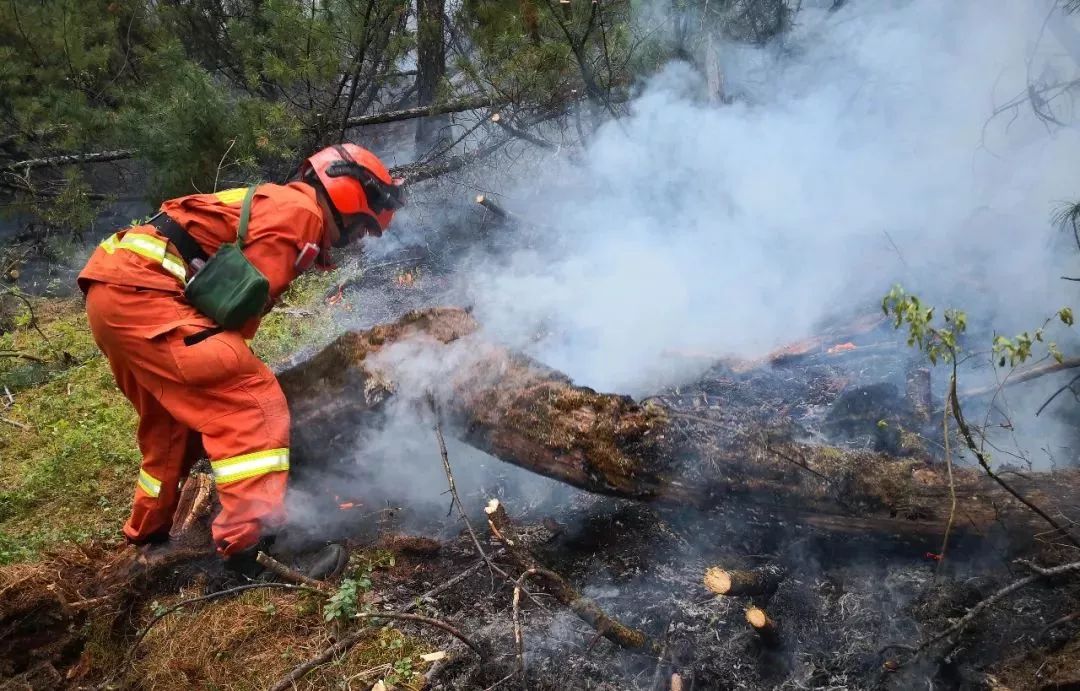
[280, 249, 1080, 689]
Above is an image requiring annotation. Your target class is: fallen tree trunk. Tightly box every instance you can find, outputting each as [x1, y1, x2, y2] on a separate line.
[277, 307, 1080, 545]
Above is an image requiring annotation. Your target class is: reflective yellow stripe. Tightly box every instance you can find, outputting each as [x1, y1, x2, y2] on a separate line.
[137, 469, 162, 498]
[97, 232, 187, 283]
[211, 448, 290, 485]
[214, 187, 249, 205]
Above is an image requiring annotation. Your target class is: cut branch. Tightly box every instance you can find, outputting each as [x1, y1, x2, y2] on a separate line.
[703, 566, 785, 597]
[745, 606, 780, 647]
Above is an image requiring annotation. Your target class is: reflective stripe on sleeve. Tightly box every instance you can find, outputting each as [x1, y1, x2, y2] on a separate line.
[98, 232, 187, 284]
[213, 187, 249, 205]
[211, 448, 290, 485]
[137, 469, 162, 498]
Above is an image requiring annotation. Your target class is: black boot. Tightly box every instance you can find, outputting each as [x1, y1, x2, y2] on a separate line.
[223, 535, 276, 580]
[302, 543, 348, 581]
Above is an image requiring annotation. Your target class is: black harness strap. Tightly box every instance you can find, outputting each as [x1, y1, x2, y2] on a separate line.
[150, 212, 210, 268]
[183, 326, 223, 347]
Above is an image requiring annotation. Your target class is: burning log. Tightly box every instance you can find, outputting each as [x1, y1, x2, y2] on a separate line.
[703, 565, 785, 597]
[484, 499, 650, 650]
[745, 606, 780, 647]
[278, 307, 1080, 548]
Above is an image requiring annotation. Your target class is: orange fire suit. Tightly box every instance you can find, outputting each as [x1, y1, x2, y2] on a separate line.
[78, 183, 324, 556]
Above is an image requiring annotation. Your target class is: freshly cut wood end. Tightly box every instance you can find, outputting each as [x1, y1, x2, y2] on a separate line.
[703, 567, 732, 595]
[704, 565, 785, 596]
[490, 113, 501, 122]
[670, 673, 684, 691]
[475, 194, 486, 204]
[420, 651, 447, 662]
[746, 606, 770, 629]
[485, 498, 501, 514]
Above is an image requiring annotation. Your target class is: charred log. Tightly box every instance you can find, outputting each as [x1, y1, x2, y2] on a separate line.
[278, 307, 1080, 547]
[278, 307, 677, 500]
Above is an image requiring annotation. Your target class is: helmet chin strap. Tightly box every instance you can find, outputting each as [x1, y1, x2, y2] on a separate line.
[306, 172, 353, 248]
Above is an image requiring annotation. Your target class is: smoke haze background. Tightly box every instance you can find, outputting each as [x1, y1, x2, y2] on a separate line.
[307, 0, 1080, 527]
[456, 0, 1080, 398]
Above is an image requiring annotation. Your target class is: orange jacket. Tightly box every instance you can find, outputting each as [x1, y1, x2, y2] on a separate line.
[78, 183, 324, 337]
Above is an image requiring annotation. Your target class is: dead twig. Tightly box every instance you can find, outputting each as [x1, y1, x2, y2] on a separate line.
[428, 394, 510, 585]
[0, 350, 46, 363]
[0, 416, 30, 431]
[649, 622, 672, 691]
[268, 612, 483, 691]
[509, 568, 549, 689]
[936, 397, 958, 575]
[255, 552, 331, 591]
[405, 553, 504, 612]
[949, 375, 1080, 548]
[1036, 372, 1080, 416]
[485, 498, 649, 650]
[960, 357, 1080, 400]
[268, 629, 375, 691]
[762, 441, 830, 481]
[1, 287, 54, 355]
[351, 612, 483, 658]
[919, 559, 1080, 652]
[268, 462, 502, 691]
[1041, 609, 1080, 636]
[124, 583, 324, 666]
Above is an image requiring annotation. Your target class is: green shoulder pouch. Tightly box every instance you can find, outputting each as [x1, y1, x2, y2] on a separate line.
[184, 186, 270, 330]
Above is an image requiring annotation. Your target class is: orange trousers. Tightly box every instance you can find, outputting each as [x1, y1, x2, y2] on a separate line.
[85, 282, 289, 556]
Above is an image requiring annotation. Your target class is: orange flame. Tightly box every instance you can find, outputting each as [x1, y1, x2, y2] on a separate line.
[826, 342, 857, 354]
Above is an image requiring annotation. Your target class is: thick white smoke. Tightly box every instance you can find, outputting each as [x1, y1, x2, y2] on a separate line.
[464, 0, 1080, 396]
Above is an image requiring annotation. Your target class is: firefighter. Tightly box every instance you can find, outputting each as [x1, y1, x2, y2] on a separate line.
[78, 144, 404, 574]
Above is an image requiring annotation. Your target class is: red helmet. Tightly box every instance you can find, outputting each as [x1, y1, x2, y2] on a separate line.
[302, 144, 405, 237]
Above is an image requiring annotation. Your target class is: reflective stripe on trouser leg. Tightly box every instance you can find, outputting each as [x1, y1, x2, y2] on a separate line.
[211, 448, 289, 485]
[137, 468, 162, 498]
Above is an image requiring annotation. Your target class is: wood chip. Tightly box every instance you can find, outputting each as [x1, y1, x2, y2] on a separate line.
[420, 651, 447, 662]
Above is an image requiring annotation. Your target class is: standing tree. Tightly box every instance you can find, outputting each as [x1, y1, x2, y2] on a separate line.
[415, 0, 448, 150]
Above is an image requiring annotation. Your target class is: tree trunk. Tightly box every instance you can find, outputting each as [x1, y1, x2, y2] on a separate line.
[414, 0, 447, 150]
[277, 307, 1080, 548]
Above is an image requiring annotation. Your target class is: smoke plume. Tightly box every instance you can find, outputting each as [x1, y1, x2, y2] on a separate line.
[463, 0, 1080, 398]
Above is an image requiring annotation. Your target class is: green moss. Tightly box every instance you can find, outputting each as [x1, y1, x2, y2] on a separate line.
[250, 270, 342, 365]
